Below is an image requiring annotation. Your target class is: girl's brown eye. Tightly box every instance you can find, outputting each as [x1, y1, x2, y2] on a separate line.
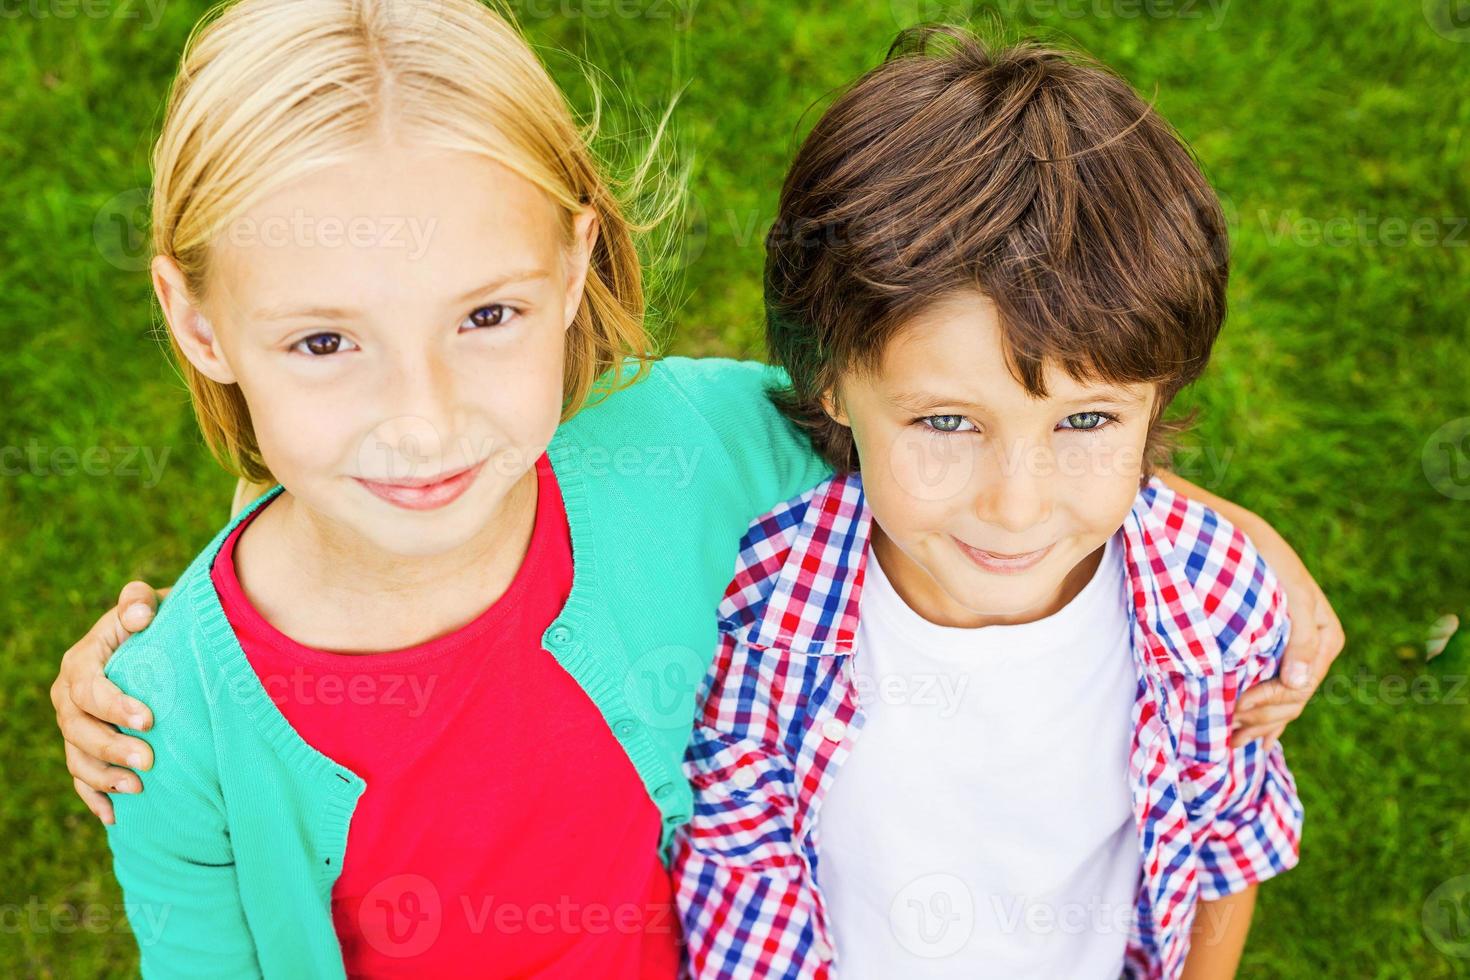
[303, 333, 342, 356]
[467, 304, 510, 329]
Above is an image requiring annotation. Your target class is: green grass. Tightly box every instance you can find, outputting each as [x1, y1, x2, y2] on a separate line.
[2, 0, 1468, 975]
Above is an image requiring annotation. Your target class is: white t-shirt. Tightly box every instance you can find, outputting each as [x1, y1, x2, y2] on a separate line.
[817, 530, 1141, 979]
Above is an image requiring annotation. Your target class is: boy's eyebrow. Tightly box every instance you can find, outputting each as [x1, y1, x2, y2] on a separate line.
[890, 387, 1149, 411]
[251, 268, 552, 322]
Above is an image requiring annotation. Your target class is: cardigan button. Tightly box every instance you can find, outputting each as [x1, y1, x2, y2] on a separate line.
[653, 781, 677, 800]
[613, 718, 637, 738]
[548, 625, 573, 646]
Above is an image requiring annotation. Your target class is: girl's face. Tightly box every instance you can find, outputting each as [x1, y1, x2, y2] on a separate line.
[825, 290, 1157, 629]
[157, 141, 595, 559]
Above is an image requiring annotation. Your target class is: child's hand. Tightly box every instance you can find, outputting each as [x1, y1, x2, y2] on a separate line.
[1230, 522, 1346, 750]
[49, 580, 168, 824]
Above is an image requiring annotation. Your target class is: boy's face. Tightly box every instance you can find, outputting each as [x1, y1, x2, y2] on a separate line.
[824, 290, 1158, 629]
[157, 141, 594, 560]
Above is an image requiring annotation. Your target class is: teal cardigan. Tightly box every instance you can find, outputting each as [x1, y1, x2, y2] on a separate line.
[104, 356, 833, 979]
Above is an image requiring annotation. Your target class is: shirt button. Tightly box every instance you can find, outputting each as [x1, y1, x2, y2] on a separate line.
[812, 938, 834, 961]
[549, 625, 573, 645]
[821, 718, 847, 742]
[731, 767, 757, 791]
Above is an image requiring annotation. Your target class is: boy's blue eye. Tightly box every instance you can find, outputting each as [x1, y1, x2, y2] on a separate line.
[1058, 411, 1113, 431]
[920, 415, 976, 434]
[463, 304, 517, 330]
[291, 332, 357, 356]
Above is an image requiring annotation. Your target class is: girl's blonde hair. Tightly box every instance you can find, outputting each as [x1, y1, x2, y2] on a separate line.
[151, 0, 662, 484]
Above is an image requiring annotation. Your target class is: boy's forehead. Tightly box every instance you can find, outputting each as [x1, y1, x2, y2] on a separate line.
[872, 297, 1155, 407]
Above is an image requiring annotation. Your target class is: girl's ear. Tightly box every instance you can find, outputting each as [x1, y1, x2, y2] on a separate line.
[152, 255, 237, 384]
[561, 206, 600, 332]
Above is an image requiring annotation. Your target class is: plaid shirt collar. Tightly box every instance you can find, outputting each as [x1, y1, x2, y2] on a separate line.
[719, 467, 1223, 678]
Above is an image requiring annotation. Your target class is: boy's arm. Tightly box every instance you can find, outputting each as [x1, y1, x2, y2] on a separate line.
[1181, 533, 1303, 973]
[1154, 469, 1345, 748]
[105, 644, 260, 977]
[1182, 885, 1257, 980]
[672, 634, 832, 979]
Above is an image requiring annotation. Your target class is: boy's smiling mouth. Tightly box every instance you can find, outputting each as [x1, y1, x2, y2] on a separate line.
[951, 536, 1053, 574]
[354, 460, 485, 511]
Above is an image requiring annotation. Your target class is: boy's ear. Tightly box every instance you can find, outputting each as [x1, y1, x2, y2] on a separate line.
[562, 206, 600, 333]
[151, 255, 237, 385]
[820, 386, 851, 427]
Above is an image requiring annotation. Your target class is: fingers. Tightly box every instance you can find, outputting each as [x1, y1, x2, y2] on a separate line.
[73, 777, 116, 826]
[59, 705, 153, 772]
[1232, 723, 1286, 751]
[116, 580, 162, 636]
[61, 604, 154, 732]
[66, 740, 143, 794]
[1279, 604, 1326, 691]
[1237, 676, 1308, 714]
[1231, 701, 1300, 747]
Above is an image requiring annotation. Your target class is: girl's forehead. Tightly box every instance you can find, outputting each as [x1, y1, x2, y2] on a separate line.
[208, 151, 564, 310]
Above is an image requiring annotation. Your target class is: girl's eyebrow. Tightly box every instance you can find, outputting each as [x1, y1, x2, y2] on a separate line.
[251, 268, 552, 322]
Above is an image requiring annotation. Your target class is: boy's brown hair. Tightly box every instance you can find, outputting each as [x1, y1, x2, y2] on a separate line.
[765, 26, 1229, 475]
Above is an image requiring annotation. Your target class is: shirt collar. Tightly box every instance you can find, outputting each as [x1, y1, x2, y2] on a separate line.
[723, 470, 1221, 677]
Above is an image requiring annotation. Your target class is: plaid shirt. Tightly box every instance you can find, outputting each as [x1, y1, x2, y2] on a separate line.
[673, 470, 1303, 979]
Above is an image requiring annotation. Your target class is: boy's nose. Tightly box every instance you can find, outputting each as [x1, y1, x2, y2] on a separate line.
[975, 443, 1053, 534]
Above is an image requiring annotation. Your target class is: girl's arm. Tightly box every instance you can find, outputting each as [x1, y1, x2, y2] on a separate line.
[1182, 885, 1258, 980]
[104, 640, 260, 976]
[1154, 469, 1346, 747]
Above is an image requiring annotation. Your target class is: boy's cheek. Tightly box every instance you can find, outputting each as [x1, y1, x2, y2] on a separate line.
[879, 427, 978, 505]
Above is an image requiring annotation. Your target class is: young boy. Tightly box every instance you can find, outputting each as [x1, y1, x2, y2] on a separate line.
[674, 27, 1302, 980]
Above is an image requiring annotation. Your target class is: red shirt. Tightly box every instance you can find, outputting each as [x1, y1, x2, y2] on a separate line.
[211, 453, 679, 978]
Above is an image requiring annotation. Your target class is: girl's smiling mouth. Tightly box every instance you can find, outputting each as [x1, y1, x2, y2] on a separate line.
[354, 460, 485, 511]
